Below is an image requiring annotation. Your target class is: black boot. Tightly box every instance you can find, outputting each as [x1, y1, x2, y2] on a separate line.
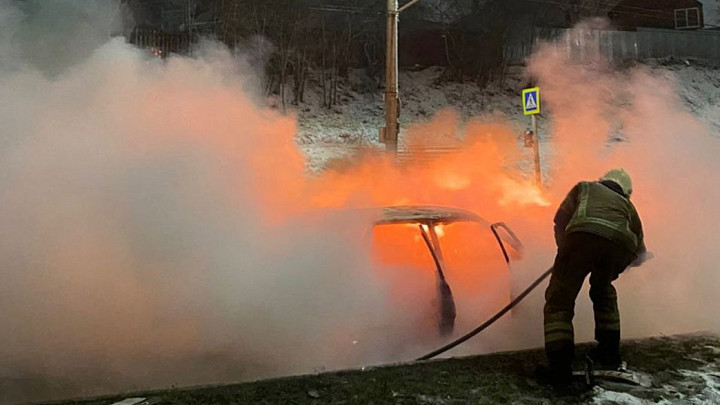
[542, 346, 574, 389]
[535, 363, 572, 388]
[588, 343, 621, 370]
[591, 330, 621, 369]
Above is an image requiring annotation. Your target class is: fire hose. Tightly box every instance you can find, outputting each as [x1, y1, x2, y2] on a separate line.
[415, 250, 654, 361]
[416, 267, 554, 361]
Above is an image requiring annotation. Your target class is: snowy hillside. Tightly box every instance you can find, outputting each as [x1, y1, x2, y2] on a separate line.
[293, 60, 720, 171]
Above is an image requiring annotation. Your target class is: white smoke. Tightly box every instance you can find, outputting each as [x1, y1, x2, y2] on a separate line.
[522, 22, 720, 344]
[2, 2, 720, 403]
[0, 1, 391, 403]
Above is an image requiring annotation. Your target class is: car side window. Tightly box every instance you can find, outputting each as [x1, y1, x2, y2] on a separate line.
[437, 222, 509, 297]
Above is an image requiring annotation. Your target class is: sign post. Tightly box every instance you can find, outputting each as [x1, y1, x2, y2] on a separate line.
[522, 87, 542, 187]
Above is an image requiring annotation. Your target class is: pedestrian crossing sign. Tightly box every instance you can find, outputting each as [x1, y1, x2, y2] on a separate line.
[522, 87, 540, 115]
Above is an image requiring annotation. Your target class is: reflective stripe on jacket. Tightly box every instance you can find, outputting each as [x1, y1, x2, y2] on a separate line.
[554, 181, 645, 255]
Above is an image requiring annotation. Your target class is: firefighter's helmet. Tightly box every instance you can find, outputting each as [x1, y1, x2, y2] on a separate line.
[601, 168, 632, 197]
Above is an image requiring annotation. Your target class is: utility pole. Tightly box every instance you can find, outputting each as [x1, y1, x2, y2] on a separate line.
[384, 0, 400, 153]
[186, 0, 195, 55]
[383, 0, 423, 154]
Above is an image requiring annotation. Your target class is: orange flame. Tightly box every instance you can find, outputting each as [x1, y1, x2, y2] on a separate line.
[255, 112, 556, 219]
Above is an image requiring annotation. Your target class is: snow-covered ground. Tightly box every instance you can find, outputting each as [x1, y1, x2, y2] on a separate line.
[668, 62, 720, 136]
[53, 334, 720, 405]
[293, 65, 535, 171]
[292, 61, 720, 172]
[590, 338, 720, 405]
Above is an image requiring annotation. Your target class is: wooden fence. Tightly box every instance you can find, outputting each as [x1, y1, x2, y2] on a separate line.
[129, 29, 192, 58]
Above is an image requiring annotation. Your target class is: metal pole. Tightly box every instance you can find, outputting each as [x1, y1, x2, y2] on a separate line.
[384, 0, 399, 154]
[532, 114, 542, 187]
[187, 0, 193, 55]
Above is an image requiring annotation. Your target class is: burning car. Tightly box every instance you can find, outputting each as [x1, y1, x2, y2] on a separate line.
[362, 205, 524, 350]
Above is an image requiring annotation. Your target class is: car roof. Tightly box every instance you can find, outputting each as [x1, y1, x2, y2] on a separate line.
[374, 205, 487, 225]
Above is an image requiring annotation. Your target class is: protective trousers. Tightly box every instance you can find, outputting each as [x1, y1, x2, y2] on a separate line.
[543, 232, 633, 374]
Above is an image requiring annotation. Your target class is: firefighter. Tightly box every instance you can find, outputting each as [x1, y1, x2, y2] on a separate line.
[541, 169, 646, 387]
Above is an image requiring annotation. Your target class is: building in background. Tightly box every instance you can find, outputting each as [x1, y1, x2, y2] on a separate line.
[609, 0, 705, 30]
[699, 0, 720, 27]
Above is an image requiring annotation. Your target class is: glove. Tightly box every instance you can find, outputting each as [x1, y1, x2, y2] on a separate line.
[629, 251, 654, 268]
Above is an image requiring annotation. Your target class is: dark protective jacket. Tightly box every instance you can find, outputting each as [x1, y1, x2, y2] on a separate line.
[553, 180, 645, 256]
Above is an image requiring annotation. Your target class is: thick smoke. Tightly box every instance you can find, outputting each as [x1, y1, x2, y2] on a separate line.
[464, 20, 720, 355]
[2, 2, 720, 403]
[0, 1, 389, 403]
[0, 0, 128, 75]
[525, 21, 720, 343]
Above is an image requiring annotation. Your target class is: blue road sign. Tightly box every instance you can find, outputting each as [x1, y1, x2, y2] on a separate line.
[522, 87, 540, 115]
